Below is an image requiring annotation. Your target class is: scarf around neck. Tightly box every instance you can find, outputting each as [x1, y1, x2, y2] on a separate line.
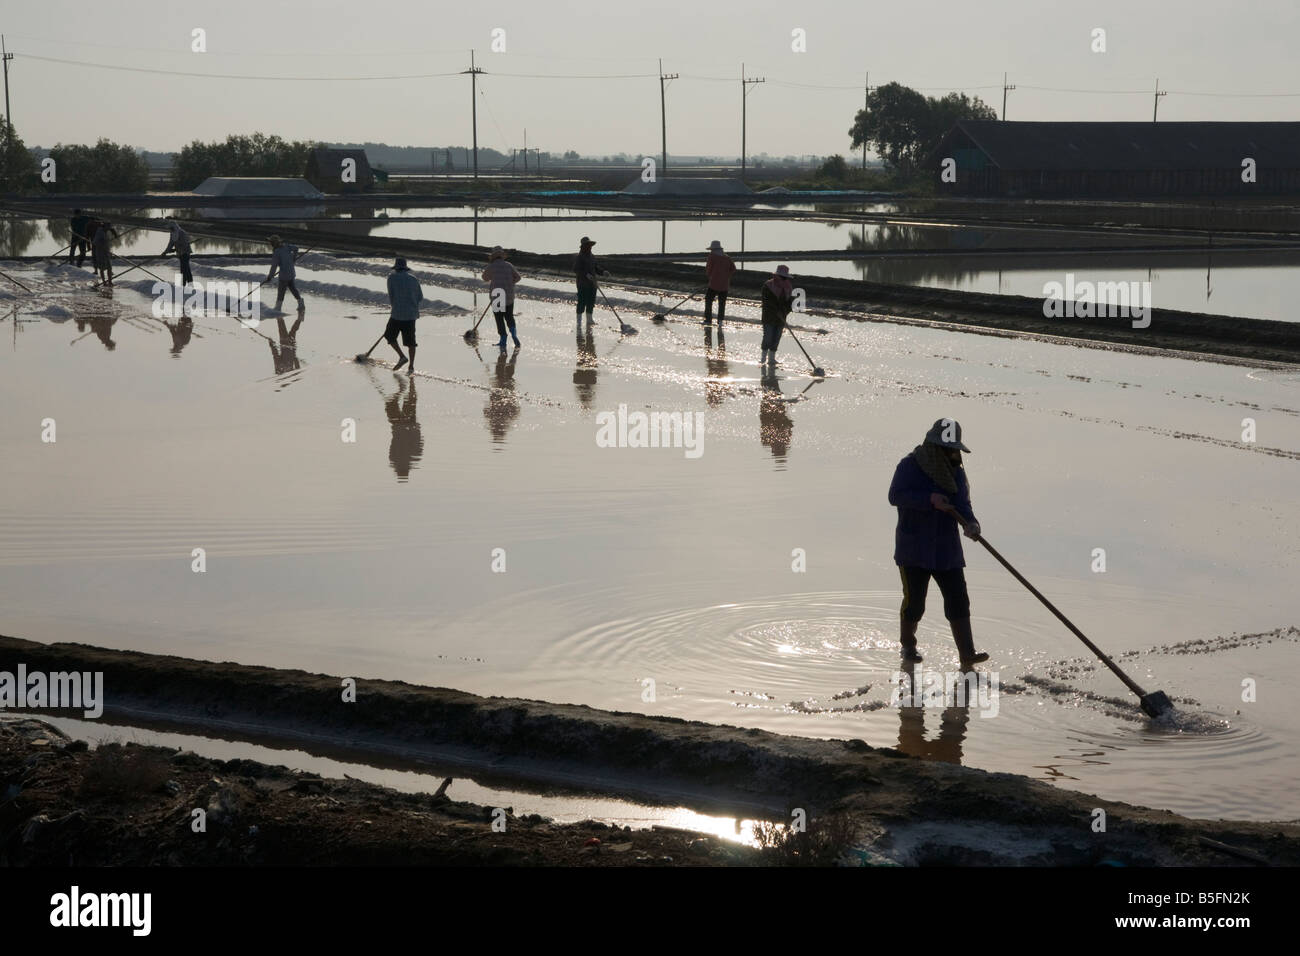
[912, 443, 961, 494]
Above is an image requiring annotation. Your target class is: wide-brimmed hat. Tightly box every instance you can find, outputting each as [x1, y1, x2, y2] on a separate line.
[580, 236, 596, 248]
[393, 257, 409, 271]
[708, 240, 723, 252]
[774, 265, 791, 278]
[490, 246, 506, 260]
[924, 418, 972, 453]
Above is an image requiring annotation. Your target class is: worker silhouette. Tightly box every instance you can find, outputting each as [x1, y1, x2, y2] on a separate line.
[382, 374, 423, 481]
[759, 365, 793, 462]
[892, 660, 971, 765]
[573, 324, 598, 410]
[484, 347, 521, 445]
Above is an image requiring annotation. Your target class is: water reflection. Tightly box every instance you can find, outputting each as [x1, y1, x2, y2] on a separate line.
[573, 324, 598, 410]
[758, 366, 793, 464]
[164, 316, 195, 357]
[73, 309, 119, 351]
[374, 372, 423, 481]
[484, 347, 521, 446]
[268, 315, 304, 375]
[892, 661, 970, 765]
[703, 325, 735, 408]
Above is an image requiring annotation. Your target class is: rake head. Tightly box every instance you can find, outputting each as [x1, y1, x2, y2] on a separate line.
[1140, 690, 1175, 719]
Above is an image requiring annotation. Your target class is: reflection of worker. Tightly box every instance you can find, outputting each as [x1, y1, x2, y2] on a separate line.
[268, 314, 304, 375]
[758, 365, 792, 461]
[704, 325, 733, 408]
[573, 324, 597, 409]
[165, 316, 194, 356]
[893, 660, 970, 765]
[89, 311, 117, 350]
[383, 375, 423, 481]
[484, 348, 521, 444]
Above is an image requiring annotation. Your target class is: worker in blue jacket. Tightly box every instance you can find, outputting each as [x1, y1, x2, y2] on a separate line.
[887, 418, 989, 667]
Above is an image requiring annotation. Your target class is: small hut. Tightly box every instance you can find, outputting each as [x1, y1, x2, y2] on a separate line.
[305, 147, 375, 193]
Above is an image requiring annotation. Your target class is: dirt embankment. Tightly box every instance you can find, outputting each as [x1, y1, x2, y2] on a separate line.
[2, 634, 1298, 866]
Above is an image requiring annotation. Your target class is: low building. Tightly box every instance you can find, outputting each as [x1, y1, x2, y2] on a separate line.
[192, 177, 326, 199]
[931, 121, 1300, 197]
[306, 147, 375, 193]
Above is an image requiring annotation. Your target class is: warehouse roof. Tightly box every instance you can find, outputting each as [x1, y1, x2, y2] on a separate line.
[938, 121, 1300, 171]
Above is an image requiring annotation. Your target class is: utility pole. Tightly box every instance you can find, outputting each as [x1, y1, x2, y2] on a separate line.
[1002, 72, 1015, 121]
[523, 128, 528, 172]
[861, 72, 870, 168]
[463, 50, 485, 179]
[659, 58, 678, 177]
[1152, 78, 1166, 122]
[2, 35, 13, 134]
[741, 63, 765, 177]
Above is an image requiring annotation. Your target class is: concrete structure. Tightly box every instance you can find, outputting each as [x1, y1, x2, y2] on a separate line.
[192, 177, 326, 199]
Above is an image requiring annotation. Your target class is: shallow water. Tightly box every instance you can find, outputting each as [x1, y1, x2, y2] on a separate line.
[8, 206, 1296, 321]
[2, 253, 1299, 822]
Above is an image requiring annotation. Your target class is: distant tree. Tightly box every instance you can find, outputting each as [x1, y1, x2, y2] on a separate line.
[849, 82, 996, 173]
[45, 138, 149, 193]
[563, 150, 580, 160]
[173, 133, 315, 189]
[0, 119, 39, 193]
[819, 154, 849, 181]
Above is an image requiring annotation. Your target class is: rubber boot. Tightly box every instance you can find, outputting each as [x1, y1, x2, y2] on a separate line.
[900, 618, 922, 663]
[509, 320, 520, 347]
[496, 334, 507, 349]
[950, 617, 989, 666]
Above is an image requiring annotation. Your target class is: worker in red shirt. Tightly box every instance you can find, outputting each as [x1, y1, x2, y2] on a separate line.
[704, 239, 736, 326]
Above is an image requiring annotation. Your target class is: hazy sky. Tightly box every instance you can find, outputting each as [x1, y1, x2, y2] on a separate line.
[7, 0, 1299, 158]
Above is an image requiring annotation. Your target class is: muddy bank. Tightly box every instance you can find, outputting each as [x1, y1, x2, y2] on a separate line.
[0, 717, 758, 866]
[20, 207, 1299, 365]
[2, 635, 1297, 865]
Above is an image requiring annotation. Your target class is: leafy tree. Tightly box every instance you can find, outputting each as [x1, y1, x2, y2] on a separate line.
[819, 154, 849, 181]
[45, 139, 149, 193]
[0, 119, 39, 193]
[173, 133, 315, 189]
[849, 82, 996, 173]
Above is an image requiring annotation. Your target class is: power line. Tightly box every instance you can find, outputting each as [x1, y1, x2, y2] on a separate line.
[20, 54, 463, 81]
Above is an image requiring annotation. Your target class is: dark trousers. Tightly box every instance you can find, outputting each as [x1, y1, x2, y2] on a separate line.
[69, 239, 89, 265]
[493, 303, 516, 336]
[576, 285, 597, 316]
[899, 566, 971, 622]
[275, 279, 303, 304]
[704, 289, 727, 322]
[178, 253, 193, 286]
[761, 321, 784, 352]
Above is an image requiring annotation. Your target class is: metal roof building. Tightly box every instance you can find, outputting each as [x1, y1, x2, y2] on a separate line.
[931, 121, 1300, 197]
